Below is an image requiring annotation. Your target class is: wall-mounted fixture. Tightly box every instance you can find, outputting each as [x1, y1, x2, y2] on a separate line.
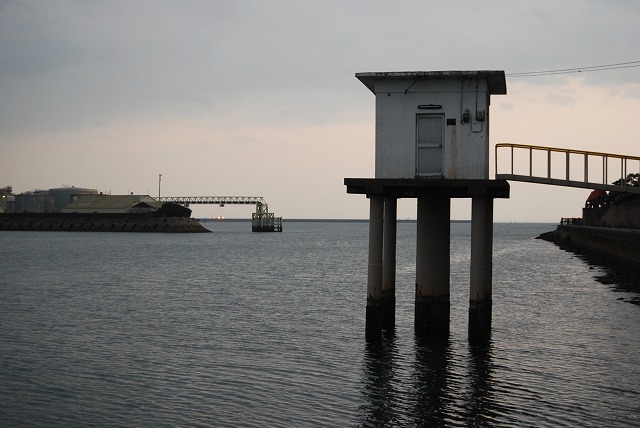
[462, 108, 470, 124]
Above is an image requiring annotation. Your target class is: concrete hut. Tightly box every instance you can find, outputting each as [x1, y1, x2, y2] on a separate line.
[345, 71, 509, 341]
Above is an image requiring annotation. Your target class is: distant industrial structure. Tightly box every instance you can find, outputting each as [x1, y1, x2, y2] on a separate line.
[0, 186, 160, 215]
[1, 185, 282, 232]
[0, 186, 12, 213]
[158, 196, 282, 232]
[62, 194, 162, 214]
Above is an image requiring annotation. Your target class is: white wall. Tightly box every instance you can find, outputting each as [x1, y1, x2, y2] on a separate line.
[373, 77, 492, 179]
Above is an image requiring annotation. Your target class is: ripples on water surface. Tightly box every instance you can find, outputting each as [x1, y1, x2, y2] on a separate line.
[1, 222, 639, 426]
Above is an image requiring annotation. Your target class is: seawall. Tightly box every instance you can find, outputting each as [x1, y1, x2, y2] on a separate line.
[538, 225, 640, 274]
[0, 213, 210, 233]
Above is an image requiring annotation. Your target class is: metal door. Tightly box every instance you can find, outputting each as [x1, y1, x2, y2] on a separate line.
[416, 114, 443, 176]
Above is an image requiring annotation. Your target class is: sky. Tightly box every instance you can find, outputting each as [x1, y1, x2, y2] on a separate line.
[2, 0, 640, 221]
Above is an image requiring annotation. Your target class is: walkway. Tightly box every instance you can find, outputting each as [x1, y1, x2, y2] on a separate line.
[494, 143, 640, 194]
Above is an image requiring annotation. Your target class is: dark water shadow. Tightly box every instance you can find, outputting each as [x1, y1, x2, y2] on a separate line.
[358, 333, 498, 427]
[591, 266, 640, 305]
[412, 337, 452, 427]
[465, 338, 499, 426]
[543, 235, 640, 305]
[411, 336, 498, 427]
[563, 249, 640, 305]
[358, 331, 400, 427]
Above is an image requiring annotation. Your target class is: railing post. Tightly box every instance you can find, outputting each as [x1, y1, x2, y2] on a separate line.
[510, 145, 514, 175]
[547, 148, 551, 180]
[566, 151, 570, 182]
[584, 153, 589, 184]
[529, 147, 533, 178]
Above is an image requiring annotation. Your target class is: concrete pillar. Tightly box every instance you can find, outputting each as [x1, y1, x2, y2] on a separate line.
[382, 197, 397, 330]
[415, 196, 451, 339]
[366, 195, 384, 340]
[469, 196, 494, 341]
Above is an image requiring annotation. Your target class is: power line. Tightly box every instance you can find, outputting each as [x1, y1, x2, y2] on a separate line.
[506, 60, 640, 77]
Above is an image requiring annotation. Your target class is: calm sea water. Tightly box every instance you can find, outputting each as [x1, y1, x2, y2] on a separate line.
[1, 221, 639, 427]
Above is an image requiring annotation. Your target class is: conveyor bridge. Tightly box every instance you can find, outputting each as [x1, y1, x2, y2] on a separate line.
[157, 196, 282, 232]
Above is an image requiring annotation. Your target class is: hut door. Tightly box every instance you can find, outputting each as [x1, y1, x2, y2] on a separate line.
[416, 114, 443, 176]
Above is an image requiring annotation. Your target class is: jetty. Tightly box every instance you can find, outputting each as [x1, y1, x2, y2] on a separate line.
[0, 212, 209, 233]
[539, 193, 640, 275]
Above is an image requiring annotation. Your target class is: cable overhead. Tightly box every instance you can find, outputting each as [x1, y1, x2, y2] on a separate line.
[506, 60, 640, 77]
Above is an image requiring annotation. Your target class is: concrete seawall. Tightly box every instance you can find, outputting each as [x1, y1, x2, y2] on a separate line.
[0, 213, 210, 233]
[539, 225, 640, 274]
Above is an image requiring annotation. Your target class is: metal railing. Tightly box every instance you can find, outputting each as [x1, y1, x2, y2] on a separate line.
[494, 143, 640, 194]
[158, 195, 282, 232]
[158, 196, 267, 206]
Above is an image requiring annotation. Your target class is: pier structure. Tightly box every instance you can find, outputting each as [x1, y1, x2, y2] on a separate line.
[158, 196, 282, 232]
[346, 71, 509, 341]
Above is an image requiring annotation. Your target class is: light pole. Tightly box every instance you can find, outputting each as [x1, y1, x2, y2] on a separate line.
[158, 174, 162, 199]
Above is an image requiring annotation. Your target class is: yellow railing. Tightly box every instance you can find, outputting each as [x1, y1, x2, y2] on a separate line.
[494, 143, 640, 194]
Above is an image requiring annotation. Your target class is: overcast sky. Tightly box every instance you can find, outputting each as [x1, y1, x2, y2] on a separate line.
[2, 0, 640, 221]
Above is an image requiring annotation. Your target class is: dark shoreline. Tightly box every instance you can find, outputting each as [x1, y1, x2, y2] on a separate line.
[537, 225, 640, 304]
[0, 213, 210, 233]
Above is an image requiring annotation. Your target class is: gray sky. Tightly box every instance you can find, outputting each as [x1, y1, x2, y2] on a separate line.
[2, 0, 640, 221]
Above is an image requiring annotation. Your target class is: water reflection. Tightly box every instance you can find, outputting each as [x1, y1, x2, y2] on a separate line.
[466, 339, 498, 426]
[359, 332, 400, 427]
[564, 251, 640, 305]
[412, 337, 452, 427]
[593, 269, 640, 305]
[359, 334, 497, 427]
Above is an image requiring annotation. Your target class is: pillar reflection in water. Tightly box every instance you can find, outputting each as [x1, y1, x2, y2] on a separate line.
[359, 335, 497, 427]
[359, 332, 399, 426]
[412, 339, 452, 426]
[466, 339, 497, 425]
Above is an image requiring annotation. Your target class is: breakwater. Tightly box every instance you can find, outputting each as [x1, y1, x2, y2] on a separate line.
[538, 225, 640, 274]
[0, 213, 210, 233]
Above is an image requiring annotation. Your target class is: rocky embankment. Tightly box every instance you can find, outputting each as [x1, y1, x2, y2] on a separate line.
[0, 213, 210, 233]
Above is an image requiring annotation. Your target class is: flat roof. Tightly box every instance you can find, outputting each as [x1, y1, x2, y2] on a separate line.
[356, 70, 507, 95]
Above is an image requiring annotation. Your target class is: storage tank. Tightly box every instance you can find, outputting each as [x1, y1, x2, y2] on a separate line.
[48, 187, 98, 211]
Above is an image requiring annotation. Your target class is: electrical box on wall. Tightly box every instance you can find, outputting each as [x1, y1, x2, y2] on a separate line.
[356, 71, 507, 180]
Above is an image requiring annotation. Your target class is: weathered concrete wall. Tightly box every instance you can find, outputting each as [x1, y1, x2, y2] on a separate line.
[353, 72, 508, 180]
[373, 79, 491, 180]
[0, 213, 210, 233]
[583, 199, 640, 229]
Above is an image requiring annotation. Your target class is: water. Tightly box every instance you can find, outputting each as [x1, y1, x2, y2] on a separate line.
[1, 221, 639, 427]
